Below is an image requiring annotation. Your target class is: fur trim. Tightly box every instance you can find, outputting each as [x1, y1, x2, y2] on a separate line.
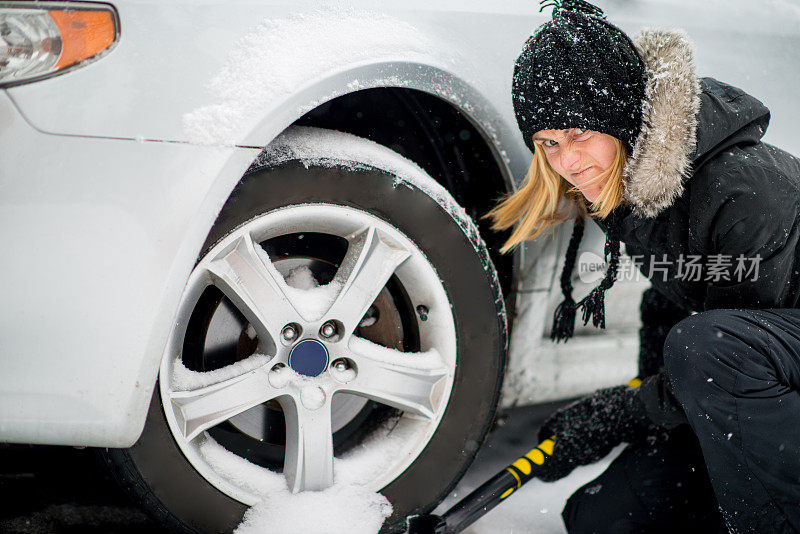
[622, 28, 702, 218]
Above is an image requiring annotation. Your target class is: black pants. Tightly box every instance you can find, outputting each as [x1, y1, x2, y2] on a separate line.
[564, 308, 800, 534]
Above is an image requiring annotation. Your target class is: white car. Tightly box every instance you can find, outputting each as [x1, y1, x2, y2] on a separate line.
[2, 0, 798, 531]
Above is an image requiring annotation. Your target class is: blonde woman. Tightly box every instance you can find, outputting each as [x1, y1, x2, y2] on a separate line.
[489, 1, 800, 533]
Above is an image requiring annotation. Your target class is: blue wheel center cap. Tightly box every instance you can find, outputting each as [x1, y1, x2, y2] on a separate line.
[288, 339, 329, 377]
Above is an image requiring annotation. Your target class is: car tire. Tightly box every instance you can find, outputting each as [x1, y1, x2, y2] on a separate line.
[101, 127, 508, 534]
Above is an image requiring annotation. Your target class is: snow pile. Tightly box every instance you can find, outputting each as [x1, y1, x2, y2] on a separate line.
[283, 264, 318, 291]
[254, 250, 344, 322]
[235, 484, 392, 534]
[183, 9, 443, 145]
[199, 435, 393, 534]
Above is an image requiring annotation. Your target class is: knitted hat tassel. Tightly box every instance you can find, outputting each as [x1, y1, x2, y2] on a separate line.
[550, 220, 584, 343]
[551, 217, 622, 343]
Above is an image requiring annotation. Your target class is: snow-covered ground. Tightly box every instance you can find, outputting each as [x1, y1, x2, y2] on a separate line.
[433, 403, 624, 534]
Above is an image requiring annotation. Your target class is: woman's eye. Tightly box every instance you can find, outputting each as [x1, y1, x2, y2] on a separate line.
[574, 128, 589, 135]
[543, 139, 558, 147]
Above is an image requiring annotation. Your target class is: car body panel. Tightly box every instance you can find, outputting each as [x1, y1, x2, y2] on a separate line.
[1, 0, 798, 445]
[0, 91, 260, 446]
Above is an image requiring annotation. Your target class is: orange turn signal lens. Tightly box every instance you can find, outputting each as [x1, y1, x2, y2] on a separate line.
[48, 9, 116, 70]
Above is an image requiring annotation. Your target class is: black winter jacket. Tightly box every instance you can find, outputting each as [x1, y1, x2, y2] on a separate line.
[592, 29, 800, 429]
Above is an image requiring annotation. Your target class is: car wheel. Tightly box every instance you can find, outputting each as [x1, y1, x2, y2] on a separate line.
[101, 127, 508, 533]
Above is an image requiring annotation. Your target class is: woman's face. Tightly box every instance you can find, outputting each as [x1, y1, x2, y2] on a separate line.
[532, 128, 618, 202]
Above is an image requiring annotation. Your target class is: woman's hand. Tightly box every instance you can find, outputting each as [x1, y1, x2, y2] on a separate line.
[535, 383, 653, 482]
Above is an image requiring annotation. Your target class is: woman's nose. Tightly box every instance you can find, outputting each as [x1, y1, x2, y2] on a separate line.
[560, 148, 581, 171]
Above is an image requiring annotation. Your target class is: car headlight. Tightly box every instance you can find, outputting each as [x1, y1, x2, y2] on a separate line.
[0, 1, 119, 87]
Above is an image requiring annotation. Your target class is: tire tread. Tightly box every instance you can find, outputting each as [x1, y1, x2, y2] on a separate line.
[99, 448, 199, 534]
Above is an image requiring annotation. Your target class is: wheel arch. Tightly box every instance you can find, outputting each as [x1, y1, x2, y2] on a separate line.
[265, 86, 519, 306]
[190, 62, 522, 298]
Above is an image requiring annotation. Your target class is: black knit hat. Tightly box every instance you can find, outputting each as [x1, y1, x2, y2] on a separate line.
[512, 0, 647, 154]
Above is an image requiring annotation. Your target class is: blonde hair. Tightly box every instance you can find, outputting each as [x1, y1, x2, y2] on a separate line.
[485, 138, 628, 254]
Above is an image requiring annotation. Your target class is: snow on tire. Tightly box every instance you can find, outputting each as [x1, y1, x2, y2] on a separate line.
[101, 127, 508, 534]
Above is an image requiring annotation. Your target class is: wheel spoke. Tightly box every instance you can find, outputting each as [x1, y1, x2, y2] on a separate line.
[280, 395, 334, 493]
[325, 227, 411, 335]
[344, 337, 449, 420]
[170, 366, 281, 441]
[206, 234, 302, 347]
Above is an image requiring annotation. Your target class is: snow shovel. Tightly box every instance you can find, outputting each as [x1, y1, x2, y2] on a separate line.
[405, 436, 556, 534]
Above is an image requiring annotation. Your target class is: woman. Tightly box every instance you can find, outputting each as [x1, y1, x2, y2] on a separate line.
[488, 1, 800, 533]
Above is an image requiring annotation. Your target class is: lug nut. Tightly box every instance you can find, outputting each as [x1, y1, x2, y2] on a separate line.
[320, 321, 337, 339]
[268, 363, 290, 389]
[330, 358, 356, 382]
[281, 324, 299, 342]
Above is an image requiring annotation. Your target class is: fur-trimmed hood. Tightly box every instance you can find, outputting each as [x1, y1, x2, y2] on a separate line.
[622, 28, 773, 219]
[622, 28, 701, 219]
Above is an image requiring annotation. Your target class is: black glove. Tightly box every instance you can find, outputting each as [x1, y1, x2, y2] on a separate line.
[535, 383, 653, 482]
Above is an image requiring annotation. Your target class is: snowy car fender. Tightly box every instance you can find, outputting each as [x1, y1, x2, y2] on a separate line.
[7, 1, 542, 160]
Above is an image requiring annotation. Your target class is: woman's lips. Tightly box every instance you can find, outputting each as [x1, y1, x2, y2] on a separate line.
[572, 166, 594, 179]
